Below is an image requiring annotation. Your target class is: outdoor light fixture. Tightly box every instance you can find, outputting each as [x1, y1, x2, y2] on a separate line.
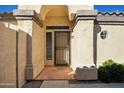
[100, 31, 108, 39]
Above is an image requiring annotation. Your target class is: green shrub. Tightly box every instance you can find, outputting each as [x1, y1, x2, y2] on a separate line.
[98, 59, 124, 83]
[102, 59, 114, 67]
[98, 66, 111, 83]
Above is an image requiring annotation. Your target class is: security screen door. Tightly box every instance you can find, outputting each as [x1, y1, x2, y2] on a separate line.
[55, 32, 70, 66]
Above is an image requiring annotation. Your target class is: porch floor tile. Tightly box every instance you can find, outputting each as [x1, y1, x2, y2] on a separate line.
[35, 66, 75, 80]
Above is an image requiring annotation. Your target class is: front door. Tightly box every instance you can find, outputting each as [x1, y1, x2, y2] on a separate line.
[55, 32, 70, 66]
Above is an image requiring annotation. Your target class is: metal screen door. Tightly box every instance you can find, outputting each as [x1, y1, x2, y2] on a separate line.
[55, 32, 70, 66]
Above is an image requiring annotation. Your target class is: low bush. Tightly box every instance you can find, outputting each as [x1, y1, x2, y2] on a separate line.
[98, 59, 124, 83]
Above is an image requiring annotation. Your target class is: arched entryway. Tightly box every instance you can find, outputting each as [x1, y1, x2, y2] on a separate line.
[41, 5, 71, 66]
[35, 5, 74, 80]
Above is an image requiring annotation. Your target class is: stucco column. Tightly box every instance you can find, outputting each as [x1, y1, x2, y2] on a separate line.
[71, 10, 97, 70]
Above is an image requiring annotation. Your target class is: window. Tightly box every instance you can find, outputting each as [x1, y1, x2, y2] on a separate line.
[100, 31, 108, 39]
[46, 32, 52, 60]
[46, 26, 69, 29]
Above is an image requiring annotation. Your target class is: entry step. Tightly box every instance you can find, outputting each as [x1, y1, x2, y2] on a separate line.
[40, 80, 69, 88]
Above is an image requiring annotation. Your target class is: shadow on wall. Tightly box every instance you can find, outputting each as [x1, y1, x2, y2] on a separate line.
[18, 29, 32, 87]
[93, 25, 101, 67]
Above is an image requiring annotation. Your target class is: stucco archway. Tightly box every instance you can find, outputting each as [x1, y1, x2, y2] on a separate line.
[39, 5, 70, 25]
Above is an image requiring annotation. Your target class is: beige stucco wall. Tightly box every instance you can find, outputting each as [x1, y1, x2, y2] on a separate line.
[17, 20, 33, 84]
[44, 5, 70, 26]
[71, 20, 94, 71]
[18, 19, 45, 80]
[32, 21, 45, 78]
[0, 21, 17, 88]
[18, 30, 27, 88]
[0, 19, 44, 87]
[0, 19, 34, 87]
[45, 16, 70, 26]
[18, 20, 32, 36]
[95, 24, 124, 66]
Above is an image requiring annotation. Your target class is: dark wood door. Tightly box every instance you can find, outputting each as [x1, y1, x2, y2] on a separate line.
[55, 32, 70, 66]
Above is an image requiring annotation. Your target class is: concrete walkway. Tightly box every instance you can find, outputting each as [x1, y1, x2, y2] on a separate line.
[40, 80, 124, 88]
[22, 81, 43, 88]
[23, 80, 124, 88]
[69, 81, 124, 88]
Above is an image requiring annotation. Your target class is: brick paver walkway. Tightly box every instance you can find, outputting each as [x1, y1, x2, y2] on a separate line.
[35, 67, 75, 80]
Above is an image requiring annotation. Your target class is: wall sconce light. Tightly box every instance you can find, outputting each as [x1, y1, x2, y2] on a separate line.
[100, 31, 108, 39]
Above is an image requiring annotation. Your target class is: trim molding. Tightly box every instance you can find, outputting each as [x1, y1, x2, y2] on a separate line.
[72, 10, 97, 29]
[0, 10, 43, 27]
[13, 10, 43, 27]
[95, 21, 124, 25]
[73, 10, 124, 27]
[97, 16, 124, 22]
